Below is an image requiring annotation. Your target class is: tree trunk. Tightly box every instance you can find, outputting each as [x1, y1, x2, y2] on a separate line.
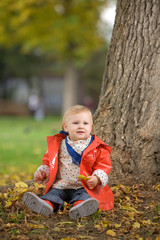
[94, 0, 160, 185]
[62, 61, 78, 115]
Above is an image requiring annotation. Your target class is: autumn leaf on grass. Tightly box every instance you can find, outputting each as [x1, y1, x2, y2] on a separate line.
[5, 200, 12, 208]
[4, 223, 18, 229]
[114, 223, 121, 228]
[154, 184, 160, 191]
[77, 175, 90, 180]
[26, 223, 46, 229]
[34, 182, 45, 189]
[120, 205, 140, 213]
[101, 220, 110, 228]
[5, 193, 20, 208]
[15, 182, 28, 188]
[56, 221, 74, 226]
[126, 211, 135, 220]
[106, 230, 116, 237]
[133, 222, 140, 229]
[94, 220, 110, 230]
[141, 219, 152, 225]
[0, 192, 9, 199]
[14, 182, 28, 194]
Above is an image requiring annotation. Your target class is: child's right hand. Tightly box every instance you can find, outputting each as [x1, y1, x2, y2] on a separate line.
[34, 170, 49, 185]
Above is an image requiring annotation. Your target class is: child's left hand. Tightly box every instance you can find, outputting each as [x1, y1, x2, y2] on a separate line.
[86, 175, 100, 189]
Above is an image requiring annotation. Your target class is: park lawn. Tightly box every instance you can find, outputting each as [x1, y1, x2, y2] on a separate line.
[0, 118, 160, 240]
[0, 115, 62, 184]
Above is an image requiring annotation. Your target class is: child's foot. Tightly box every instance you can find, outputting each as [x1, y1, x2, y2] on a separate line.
[23, 192, 53, 216]
[69, 198, 99, 219]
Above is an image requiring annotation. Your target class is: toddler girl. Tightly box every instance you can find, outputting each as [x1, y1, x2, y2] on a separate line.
[23, 105, 114, 219]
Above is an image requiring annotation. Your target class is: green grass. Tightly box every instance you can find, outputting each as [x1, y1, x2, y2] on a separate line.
[0, 116, 62, 178]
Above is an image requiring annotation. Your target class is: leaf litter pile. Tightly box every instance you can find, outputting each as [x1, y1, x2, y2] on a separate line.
[0, 177, 160, 240]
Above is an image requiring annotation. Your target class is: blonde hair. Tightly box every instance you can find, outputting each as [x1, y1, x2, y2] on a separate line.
[62, 105, 93, 130]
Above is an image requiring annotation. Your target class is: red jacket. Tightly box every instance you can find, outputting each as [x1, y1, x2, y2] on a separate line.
[41, 133, 114, 211]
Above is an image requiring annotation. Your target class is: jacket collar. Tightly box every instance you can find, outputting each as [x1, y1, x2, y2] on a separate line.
[47, 133, 112, 154]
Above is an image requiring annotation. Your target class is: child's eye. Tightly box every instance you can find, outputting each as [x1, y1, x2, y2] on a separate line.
[84, 122, 89, 125]
[73, 122, 78, 124]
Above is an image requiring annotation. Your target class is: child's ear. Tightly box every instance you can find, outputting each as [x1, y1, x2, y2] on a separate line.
[63, 123, 67, 131]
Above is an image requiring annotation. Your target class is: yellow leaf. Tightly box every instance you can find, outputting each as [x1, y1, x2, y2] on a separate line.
[101, 220, 110, 228]
[77, 175, 90, 180]
[125, 196, 131, 201]
[14, 181, 28, 194]
[141, 219, 152, 225]
[27, 223, 45, 229]
[5, 200, 12, 208]
[77, 222, 83, 228]
[94, 224, 102, 230]
[120, 205, 140, 213]
[56, 222, 74, 226]
[4, 223, 18, 229]
[15, 182, 28, 188]
[127, 212, 135, 220]
[3, 193, 9, 198]
[34, 182, 44, 188]
[133, 222, 140, 228]
[106, 230, 116, 237]
[155, 184, 160, 191]
[115, 223, 121, 228]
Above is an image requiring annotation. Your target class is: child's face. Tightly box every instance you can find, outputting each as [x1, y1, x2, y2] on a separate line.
[63, 111, 93, 141]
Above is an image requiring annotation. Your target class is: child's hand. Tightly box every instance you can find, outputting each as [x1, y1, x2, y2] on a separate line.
[86, 175, 100, 189]
[34, 170, 49, 185]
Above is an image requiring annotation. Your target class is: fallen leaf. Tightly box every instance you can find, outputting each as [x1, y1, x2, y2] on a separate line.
[15, 182, 28, 188]
[127, 211, 135, 220]
[101, 220, 110, 228]
[14, 182, 29, 194]
[155, 184, 160, 191]
[94, 224, 102, 230]
[120, 205, 140, 213]
[115, 223, 121, 228]
[106, 230, 116, 237]
[34, 182, 45, 188]
[141, 219, 152, 225]
[26, 223, 46, 229]
[4, 223, 18, 229]
[133, 222, 140, 229]
[5, 200, 12, 208]
[56, 221, 74, 226]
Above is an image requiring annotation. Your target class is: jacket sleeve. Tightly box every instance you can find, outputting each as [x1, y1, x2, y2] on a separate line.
[93, 146, 112, 176]
[92, 169, 108, 187]
[41, 150, 50, 167]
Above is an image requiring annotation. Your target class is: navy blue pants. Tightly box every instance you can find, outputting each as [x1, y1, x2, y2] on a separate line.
[41, 187, 91, 212]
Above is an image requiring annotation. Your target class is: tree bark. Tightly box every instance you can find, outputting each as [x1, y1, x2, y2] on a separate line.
[94, 0, 160, 185]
